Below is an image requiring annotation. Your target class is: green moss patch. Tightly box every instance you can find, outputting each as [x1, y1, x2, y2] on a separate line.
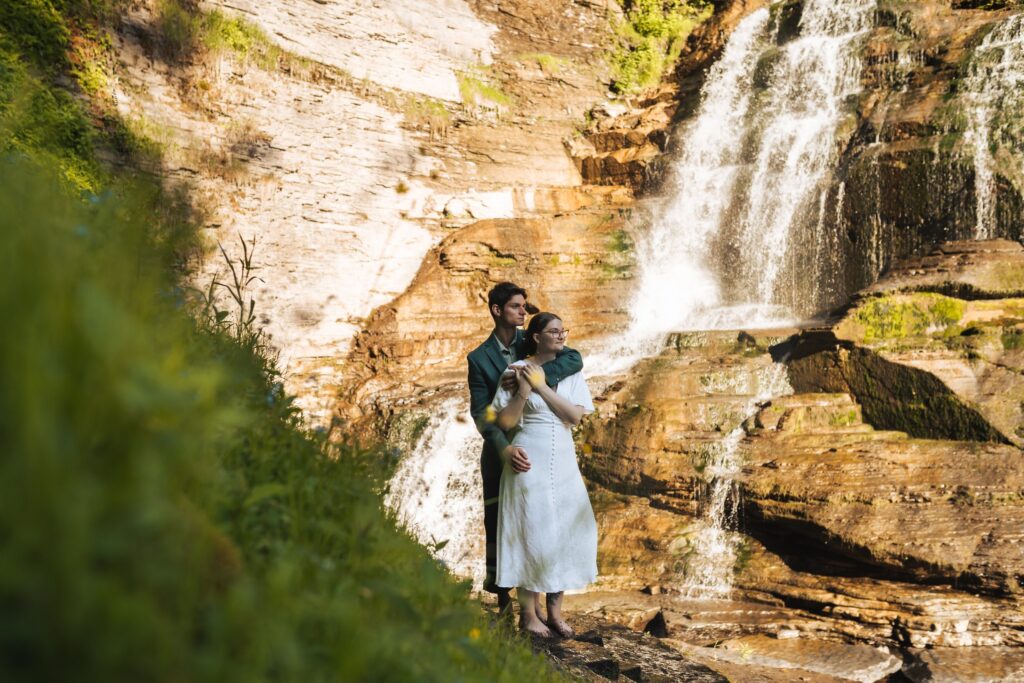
[457, 65, 512, 114]
[847, 293, 965, 343]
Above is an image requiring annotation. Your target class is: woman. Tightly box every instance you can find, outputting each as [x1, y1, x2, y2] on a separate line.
[491, 312, 598, 638]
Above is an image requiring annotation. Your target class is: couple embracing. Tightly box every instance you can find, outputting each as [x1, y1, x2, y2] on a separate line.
[467, 282, 598, 638]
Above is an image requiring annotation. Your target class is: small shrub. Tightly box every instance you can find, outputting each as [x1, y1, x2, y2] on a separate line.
[156, 0, 200, 61]
[609, 0, 712, 95]
[403, 94, 450, 139]
[1002, 328, 1024, 350]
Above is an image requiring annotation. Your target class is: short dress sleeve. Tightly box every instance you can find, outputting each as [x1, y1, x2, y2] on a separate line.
[492, 384, 513, 412]
[562, 371, 595, 413]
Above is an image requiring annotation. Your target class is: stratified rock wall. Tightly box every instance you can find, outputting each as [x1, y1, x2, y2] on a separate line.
[107, 0, 618, 423]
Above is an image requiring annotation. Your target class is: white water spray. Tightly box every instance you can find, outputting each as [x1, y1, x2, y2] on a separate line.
[384, 397, 483, 585]
[962, 13, 1024, 239]
[734, 0, 873, 305]
[629, 9, 771, 341]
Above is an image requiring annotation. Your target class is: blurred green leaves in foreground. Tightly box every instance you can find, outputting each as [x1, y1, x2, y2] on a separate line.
[0, 159, 564, 681]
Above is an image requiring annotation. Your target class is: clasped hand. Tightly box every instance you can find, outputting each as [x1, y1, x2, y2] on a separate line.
[500, 363, 545, 395]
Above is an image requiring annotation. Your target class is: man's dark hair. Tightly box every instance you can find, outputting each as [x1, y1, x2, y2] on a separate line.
[487, 282, 527, 318]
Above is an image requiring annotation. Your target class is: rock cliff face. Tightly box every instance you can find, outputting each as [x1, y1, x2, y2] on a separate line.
[341, 184, 636, 429]
[788, 240, 1024, 446]
[107, 0, 619, 422]
[835, 1, 1024, 304]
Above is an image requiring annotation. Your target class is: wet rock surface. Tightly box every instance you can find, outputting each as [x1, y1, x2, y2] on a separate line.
[485, 592, 1024, 682]
[579, 330, 795, 517]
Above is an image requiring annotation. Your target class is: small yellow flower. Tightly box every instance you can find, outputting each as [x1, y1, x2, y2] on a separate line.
[468, 627, 481, 640]
[580, 443, 592, 455]
[484, 405, 497, 424]
[526, 368, 545, 388]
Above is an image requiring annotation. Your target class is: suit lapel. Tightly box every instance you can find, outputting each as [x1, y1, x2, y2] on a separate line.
[483, 334, 509, 380]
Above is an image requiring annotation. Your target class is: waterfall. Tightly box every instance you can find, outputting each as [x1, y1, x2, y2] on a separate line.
[384, 397, 484, 585]
[962, 13, 1024, 239]
[629, 9, 771, 342]
[733, 0, 873, 308]
[681, 363, 792, 598]
[630, 0, 873, 338]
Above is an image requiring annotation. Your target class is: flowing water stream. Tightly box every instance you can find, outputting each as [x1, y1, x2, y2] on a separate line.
[387, 0, 874, 592]
[680, 363, 792, 598]
[962, 13, 1024, 239]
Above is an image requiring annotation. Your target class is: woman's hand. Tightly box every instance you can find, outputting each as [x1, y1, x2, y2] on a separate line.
[515, 366, 533, 398]
[522, 362, 545, 389]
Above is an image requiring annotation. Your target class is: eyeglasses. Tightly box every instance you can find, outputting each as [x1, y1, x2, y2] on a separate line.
[541, 329, 569, 338]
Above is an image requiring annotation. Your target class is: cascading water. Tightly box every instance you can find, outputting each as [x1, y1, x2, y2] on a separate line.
[962, 13, 1024, 239]
[732, 0, 874, 309]
[598, 0, 874, 368]
[384, 397, 483, 585]
[628, 9, 771, 343]
[386, 0, 875, 589]
[680, 363, 791, 598]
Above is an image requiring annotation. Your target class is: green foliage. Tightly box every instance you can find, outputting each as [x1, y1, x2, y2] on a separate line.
[1002, 327, 1024, 350]
[609, 0, 712, 94]
[0, 159, 567, 682]
[0, 0, 70, 70]
[403, 94, 450, 136]
[155, 0, 199, 61]
[0, 39, 102, 192]
[608, 228, 634, 253]
[156, 0, 298, 71]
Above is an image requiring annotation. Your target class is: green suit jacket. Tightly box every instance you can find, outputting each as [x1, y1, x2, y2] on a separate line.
[466, 330, 584, 459]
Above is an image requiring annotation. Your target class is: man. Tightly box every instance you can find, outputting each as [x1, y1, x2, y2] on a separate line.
[466, 282, 583, 614]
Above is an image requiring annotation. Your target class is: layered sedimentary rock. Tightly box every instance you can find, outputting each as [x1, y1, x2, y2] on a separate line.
[579, 330, 794, 516]
[106, 0, 620, 422]
[741, 393, 1024, 598]
[572, 243, 1024, 657]
[341, 185, 637, 429]
[571, 0, 770, 191]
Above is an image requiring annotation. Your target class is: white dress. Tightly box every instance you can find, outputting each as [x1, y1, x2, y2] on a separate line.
[492, 363, 598, 592]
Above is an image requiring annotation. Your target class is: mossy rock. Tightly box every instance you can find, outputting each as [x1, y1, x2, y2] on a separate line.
[837, 293, 965, 344]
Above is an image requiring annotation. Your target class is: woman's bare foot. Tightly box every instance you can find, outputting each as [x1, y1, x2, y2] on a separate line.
[545, 617, 574, 639]
[520, 617, 553, 638]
